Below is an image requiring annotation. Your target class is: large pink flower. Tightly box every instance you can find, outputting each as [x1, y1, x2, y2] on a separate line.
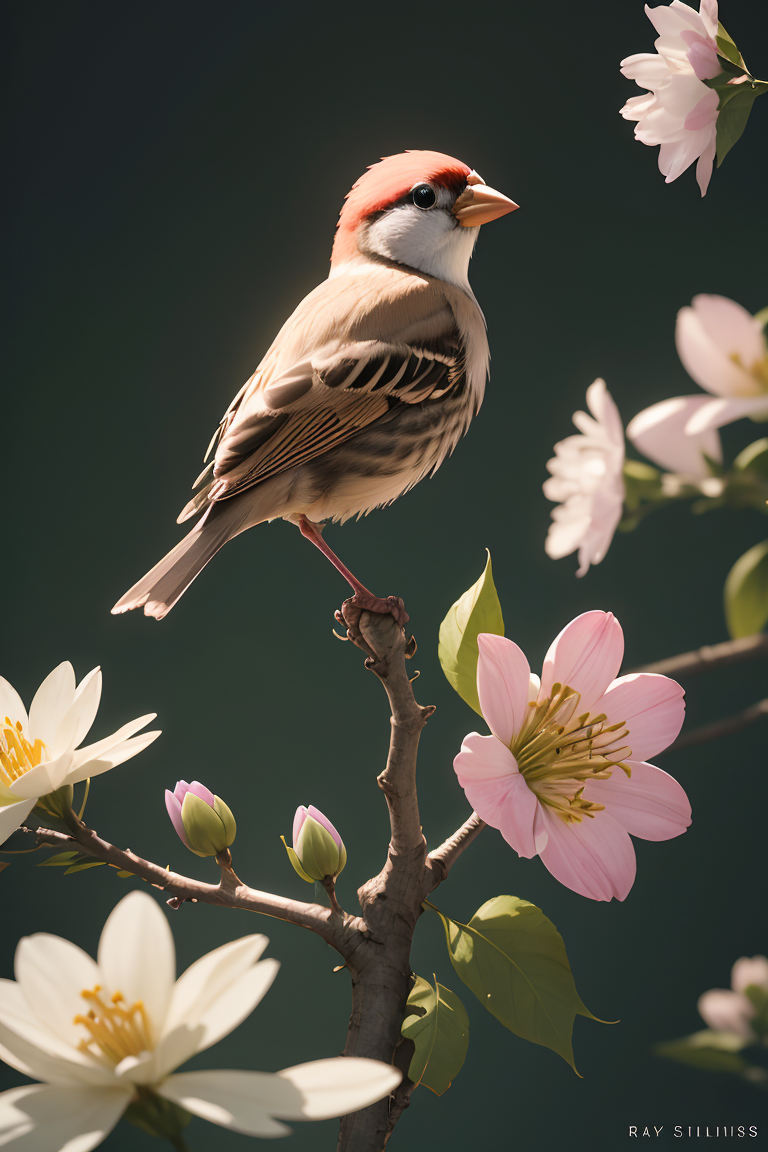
[453, 612, 690, 901]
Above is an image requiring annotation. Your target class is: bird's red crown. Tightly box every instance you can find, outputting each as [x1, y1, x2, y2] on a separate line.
[331, 150, 472, 265]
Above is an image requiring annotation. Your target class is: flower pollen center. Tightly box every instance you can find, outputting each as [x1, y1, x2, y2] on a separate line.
[73, 985, 154, 1066]
[511, 683, 632, 824]
[0, 718, 48, 788]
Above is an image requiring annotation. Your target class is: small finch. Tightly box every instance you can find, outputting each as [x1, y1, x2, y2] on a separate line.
[112, 150, 517, 620]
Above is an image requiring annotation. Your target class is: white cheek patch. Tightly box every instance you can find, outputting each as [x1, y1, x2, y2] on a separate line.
[363, 206, 479, 289]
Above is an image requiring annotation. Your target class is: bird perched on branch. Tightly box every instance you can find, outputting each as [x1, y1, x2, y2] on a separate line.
[113, 150, 517, 621]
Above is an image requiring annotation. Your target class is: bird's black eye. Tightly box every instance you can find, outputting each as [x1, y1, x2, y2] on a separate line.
[411, 184, 436, 209]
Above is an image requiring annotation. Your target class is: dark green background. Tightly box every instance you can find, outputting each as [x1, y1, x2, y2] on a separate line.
[3, 1, 767, 1149]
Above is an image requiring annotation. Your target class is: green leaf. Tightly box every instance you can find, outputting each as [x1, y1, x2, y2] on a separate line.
[655, 1029, 749, 1074]
[713, 81, 766, 167]
[733, 439, 768, 477]
[438, 551, 504, 715]
[427, 896, 603, 1072]
[402, 975, 469, 1095]
[724, 540, 768, 638]
[64, 860, 107, 875]
[715, 23, 747, 72]
[38, 851, 79, 867]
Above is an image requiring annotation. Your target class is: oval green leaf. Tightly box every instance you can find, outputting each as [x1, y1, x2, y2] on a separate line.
[438, 551, 504, 715]
[427, 896, 604, 1073]
[724, 540, 768, 638]
[402, 975, 470, 1095]
[655, 1029, 748, 1074]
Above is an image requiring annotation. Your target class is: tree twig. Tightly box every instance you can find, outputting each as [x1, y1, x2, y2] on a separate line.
[631, 633, 768, 677]
[673, 698, 768, 749]
[428, 811, 486, 883]
[31, 823, 349, 943]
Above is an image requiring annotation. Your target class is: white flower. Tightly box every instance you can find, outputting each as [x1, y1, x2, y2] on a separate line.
[698, 955, 768, 1040]
[620, 1, 722, 195]
[0, 891, 401, 1148]
[543, 379, 625, 577]
[627, 295, 768, 470]
[0, 663, 160, 846]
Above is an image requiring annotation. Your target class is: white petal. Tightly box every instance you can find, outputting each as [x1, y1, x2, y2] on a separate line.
[65, 729, 161, 787]
[690, 294, 766, 373]
[159, 1057, 401, 1133]
[158, 1073, 291, 1137]
[0, 680, 28, 732]
[27, 664, 76, 748]
[155, 958, 280, 1078]
[52, 670, 102, 757]
[68, 715, 157, 776]
[0, 800, 35, 847]
[275, 1057, 402, 1119]
[0, 984, 114, 1088]
[0, 1083, 129, 1151]
[731, 956, 768, 995]
[163, 936, 269, 1035]
[7, 753, 73, 802]
[15, 934, 101, 1047]
[97, 892, 175, 1036]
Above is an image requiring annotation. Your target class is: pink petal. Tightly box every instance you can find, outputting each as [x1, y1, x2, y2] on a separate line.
[595, 673, 686, 760]
[695, 133, 716, 196]
[583, 759, 691, 841]
[307, 805, 343, 850]
[540, 611, 624, 711]
[697, 989, 754, 1037]
[683, 89, 719, 130]
[165, 791, 190, 848]
[476, 634, 532, 746]
[454, 732, 519, 784]
[692, 295, 766, 368]
[681, 33, 722, 80]
[188, 780, 215, 808]
[626, 396, 722, 478]
[538, 808, 636, 901]
[685, 394, 768, 434]
[174, 780, 191, 804]
[731, 956, 768, 994]
[699, 0, 718, 41]
[676, 302, 762, 397]
[293, 806, 308, 846]
[453, 734, 542, 858]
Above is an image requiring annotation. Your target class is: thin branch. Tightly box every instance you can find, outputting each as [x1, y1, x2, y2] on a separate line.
[631, 633, 768, 677]
[353, 610, 434, 858]
[427, 812, 486, 885]
[673, 698, 768, 749]
[31, 823, 347, 942]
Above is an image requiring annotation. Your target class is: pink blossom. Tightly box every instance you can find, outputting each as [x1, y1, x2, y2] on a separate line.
[620, 2, 722, 195]
[453, 612, 691, 901]
[627, 296, 768, 469]
[698, 956, 768, 1039]
[165, 779, 215, 848]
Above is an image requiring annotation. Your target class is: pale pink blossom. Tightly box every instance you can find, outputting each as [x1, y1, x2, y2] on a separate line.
[620, 1, 722, 195]
[698, 956, 768, 1039]
[628, 296, 768, 468]
[453, 612, 690, 902]
[544, 380, 625, 577]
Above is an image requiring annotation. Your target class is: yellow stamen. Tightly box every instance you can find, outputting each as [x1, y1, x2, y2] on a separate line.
[0, 718, 48, 788]
[73, 986, 154, 1066]
[511, 686, 632, 825]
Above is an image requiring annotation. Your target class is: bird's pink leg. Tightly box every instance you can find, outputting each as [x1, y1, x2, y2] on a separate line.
[297, 516, 409, 627]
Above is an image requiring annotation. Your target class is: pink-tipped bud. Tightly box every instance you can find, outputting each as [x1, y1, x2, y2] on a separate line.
[282, 804, 346, 882]
[165, 779, 236, 858]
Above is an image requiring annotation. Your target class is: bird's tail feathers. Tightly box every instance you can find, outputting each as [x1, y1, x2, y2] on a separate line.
[112, 498, 255, 619]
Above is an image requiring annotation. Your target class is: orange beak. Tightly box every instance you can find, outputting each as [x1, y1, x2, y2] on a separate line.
[452, 172, 519, 227]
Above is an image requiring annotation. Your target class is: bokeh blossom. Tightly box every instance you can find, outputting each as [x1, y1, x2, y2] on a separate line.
[698, 955, 768, 1041]
[620, 1, 722, 195]
[0, 891, 401, 1148]
[454, 612, 691, 902]
[627, 296, 768, 470]
[0, 663, 159, 846]
[544, 379, 625, 577]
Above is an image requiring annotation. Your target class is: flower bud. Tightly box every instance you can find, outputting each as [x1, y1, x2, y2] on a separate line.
[281, 805, 346, 882]
[165, 780, 236, 858]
